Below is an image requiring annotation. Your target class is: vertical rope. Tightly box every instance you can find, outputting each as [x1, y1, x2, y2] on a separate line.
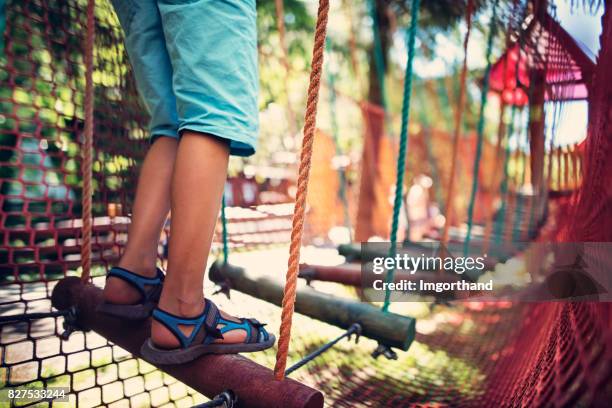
[514, 92, 536, 242]
[482, 101, 507, 253]
[463, 0, 499, 256]
[80, 0, 95, 283]
[221, 195, 229, 264]
[495, 1, 530, 245]
[494, 104, 517, 245]
[441, 0, 473, 245]
[382, 0, 420, 313]
[274, 0, 329, 380]
[275, 0, 298, 137]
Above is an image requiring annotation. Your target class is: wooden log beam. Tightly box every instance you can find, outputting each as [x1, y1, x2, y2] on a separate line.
[209, 261, 416, 351]
[51, 277, 324, 408]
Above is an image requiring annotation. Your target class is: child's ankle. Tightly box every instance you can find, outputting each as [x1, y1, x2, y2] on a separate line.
[117, 252, 158, 277]
[158, 292, 204, 317]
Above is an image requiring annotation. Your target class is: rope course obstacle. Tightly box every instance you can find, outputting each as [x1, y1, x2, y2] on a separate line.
[1, 0, 611, 407]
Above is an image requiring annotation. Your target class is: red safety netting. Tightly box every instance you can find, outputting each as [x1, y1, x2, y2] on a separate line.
[489, 10, 594, 105]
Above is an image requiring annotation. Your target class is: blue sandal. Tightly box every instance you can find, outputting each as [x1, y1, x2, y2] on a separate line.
[97, 266, 165, 320]
[140, 299, 275, 364]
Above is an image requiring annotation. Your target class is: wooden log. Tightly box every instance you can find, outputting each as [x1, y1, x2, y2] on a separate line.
[51, 277, 324, 408]
[209, 261, 416, 351]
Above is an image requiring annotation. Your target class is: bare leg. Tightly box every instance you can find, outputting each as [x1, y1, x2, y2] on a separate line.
[103, 137, 178, 304]
[152, 131, 245, 347]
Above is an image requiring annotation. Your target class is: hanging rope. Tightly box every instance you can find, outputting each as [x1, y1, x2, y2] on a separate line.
[463, 0, 499, 256]
[274, 0, 329, 380]
[80, 0, 95, 283]
[482, 102, 506, 253]
[441, 0, 473, 245]
[382, 0, 420, 313]
[513, 84, 538, 242]
[494, 104, 518, 245]
[274, 0, 298, 137]
[494, 11, 529, 245]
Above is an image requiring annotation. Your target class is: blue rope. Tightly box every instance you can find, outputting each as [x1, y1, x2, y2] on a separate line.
[382, 0, 420, 313]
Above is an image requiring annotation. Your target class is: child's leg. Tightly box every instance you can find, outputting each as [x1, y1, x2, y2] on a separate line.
[103, 137, 176, 304]
[151, 0, 259, 347]
[151, 132, 233, 348]
[104, 0, 179, 304]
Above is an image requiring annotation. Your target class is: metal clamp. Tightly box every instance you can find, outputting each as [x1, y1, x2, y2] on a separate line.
[60, 306, 79, 340]
[212, 281, 232, 299]
[371, 343, 398, 360]
[192, 390, 236, 408]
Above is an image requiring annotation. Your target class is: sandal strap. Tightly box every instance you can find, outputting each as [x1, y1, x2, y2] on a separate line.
[218, 316, 270, 344]
[107, 266, 164, 302]
[152, 299, 223, 349]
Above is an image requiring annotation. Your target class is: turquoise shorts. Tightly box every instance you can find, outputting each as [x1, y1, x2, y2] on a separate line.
[111, 0, 259, 157]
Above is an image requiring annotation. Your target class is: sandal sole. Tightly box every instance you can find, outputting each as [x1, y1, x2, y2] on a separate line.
[97, 301, 156, 320]
[140, 334, 276, 365]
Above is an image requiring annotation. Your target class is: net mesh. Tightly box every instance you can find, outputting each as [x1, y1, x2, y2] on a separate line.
[1, 0, 610, 407]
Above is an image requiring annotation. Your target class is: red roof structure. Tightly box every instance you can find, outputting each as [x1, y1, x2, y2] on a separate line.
[489, 11, 595, 106]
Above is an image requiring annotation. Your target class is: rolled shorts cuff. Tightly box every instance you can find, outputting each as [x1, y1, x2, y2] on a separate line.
[179, 124, 258, 158]
[150, 126, 179, 144]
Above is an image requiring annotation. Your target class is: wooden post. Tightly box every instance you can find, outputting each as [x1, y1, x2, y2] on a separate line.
[529, 70, 546, 193]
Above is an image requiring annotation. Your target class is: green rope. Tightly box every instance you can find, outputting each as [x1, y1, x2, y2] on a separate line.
[463, 0, 499, 256]
[382, 0, 420, 313]
[494, 3, 528, 247]
[513, 76, 538, 242]
[511, 109, 529, 242]
[493, 104, 517, 245]
[221, 195, 229, 264]
[325, 38, 352, 239]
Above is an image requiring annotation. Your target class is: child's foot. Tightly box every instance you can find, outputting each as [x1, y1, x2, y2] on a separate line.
[102, 263, 159, 305]
[98, 264, 165, 320]
[151, 298, 250, 348]
[142, 298, 275, 364]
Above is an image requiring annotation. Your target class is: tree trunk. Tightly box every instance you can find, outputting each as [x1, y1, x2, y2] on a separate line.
[367, 0, 392, 105]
